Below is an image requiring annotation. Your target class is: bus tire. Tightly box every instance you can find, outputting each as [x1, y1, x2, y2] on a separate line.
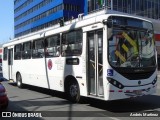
[16, 73, 23, 88]
[67, 80, 80, 103]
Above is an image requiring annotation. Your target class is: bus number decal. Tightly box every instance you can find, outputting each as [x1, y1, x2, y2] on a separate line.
[48, 59, 53, 70]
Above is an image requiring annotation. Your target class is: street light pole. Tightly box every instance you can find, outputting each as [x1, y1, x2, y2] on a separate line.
[111, 0, 113, 10]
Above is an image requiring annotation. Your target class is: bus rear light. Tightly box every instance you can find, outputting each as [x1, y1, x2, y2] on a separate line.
[107, 77, 124, 89]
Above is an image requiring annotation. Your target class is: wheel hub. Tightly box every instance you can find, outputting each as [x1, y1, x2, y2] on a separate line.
[70, 84, 78, 97]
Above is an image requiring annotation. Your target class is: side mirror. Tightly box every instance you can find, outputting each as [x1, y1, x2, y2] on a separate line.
[107, 28, 113, 40]
[103, 19, 113, 40]
[103, 19, 113, 28]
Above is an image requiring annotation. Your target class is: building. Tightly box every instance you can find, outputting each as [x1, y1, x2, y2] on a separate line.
[87, 0, 160, 19]
[14, 0, 85, 38]
[14, 0, 160, 51]
[86, 0, 160, 56]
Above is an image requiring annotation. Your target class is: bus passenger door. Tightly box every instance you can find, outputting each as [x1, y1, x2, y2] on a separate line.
[88, 30, 104, 97]
[8, 48, 13, 80]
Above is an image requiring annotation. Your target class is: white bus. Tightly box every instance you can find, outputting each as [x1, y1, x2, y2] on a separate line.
[2, 10, 157, 102]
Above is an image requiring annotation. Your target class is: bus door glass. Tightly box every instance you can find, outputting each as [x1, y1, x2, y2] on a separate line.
[8, 48, 13, 80]
[88, 30, 104, 97]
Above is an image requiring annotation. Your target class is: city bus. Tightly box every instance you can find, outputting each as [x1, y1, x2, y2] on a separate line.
[2, 10, 157, 102]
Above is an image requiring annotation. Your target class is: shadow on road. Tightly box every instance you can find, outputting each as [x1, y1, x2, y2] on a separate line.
[8, 82, 67, 99]
[7, 82, 72, 106]
[7, 82, 160, 114]
[84, 95, 160, 113]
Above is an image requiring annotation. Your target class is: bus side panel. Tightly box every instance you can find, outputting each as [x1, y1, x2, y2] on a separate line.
[12, 60, 22, 82]
[46, 57, 64, 92]
[2, 61, 9, 80]
[13, 59, 49, 88]
[62, 57, 87, 96]
[46, 56, 88, 96]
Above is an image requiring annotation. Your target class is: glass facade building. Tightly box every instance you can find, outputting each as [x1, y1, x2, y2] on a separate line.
[14, 0, 160, 38]
[86, 0, 160, 65]
[112, 0, 160, 19]
[87, 0, 160, 20]
[14, 0, 85, 38]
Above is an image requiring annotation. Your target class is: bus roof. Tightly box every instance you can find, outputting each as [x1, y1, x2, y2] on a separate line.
[3, 9, 152, 47]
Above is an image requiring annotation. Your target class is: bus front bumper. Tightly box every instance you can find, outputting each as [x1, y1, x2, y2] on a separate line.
[107, 84, 157, 101]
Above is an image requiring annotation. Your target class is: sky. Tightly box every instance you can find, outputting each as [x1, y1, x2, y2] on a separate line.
[0, 0, 14, 44]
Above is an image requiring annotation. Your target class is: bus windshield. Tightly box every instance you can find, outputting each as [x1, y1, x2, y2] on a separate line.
[108, 22, 156, 68]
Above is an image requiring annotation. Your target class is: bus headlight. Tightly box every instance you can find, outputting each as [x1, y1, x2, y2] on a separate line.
[152, 77, 157, 85]
[107, 77, 124, 89]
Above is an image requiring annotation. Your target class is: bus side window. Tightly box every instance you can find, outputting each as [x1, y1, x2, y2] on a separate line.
[62, 29, 82, 56]
[14, 44, 22, 60]
[32, 39, 44, 58]
[3, 47, 8, 61]
[22, 42, 32, 59]
[45, 35, 60, 57]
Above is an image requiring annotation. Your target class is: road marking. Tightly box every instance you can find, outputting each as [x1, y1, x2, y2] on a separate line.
[109, 117, 121, 120]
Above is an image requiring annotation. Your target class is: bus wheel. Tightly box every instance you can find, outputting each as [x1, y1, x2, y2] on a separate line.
[16, 73, 23, 88]
[67, 81, 80, 103]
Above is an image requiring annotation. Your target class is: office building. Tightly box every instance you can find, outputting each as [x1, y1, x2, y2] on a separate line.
[14, 0, 160, 41]
[87, 0, 160, 19]
[87, 0, 160, 55]
[14, 0, 85, 38]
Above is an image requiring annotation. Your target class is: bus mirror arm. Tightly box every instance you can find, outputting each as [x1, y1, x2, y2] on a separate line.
[103, 19, 113, 28]
[107, 28, 113, 40]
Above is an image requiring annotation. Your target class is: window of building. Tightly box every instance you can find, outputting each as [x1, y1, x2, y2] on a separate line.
[14, 44, 22, 60]
[15, 4, 64, 31]
[32, 39, 44, 58]
[45, 35, 60, 57]
[3, 47, 8, 60]
[15, 0, 54, 21]
[15, 17, 62, 37]
[22, 41, 32, 59]
[62, 29, 82, 56]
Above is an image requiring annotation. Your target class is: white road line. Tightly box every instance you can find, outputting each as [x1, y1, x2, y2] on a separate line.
[109, 117, 121, 120]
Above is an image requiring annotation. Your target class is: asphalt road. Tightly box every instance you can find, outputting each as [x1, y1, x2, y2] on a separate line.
[0, 73, 160, 120]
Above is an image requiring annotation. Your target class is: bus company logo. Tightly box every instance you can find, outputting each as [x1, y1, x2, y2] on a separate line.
[107, 69, 113, 76]
[2, 112, 11, 117]
[48, 59, 52, 70]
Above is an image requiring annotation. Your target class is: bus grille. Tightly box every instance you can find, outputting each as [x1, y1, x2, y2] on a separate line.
[121, 72, 153, 80]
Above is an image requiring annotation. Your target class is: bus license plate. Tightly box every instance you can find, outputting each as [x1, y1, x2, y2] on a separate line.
[133, 90, 142, 95]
